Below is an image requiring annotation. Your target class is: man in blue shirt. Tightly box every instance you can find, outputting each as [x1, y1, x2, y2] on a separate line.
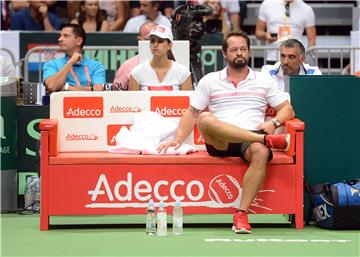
[10, 1, 60, 31]
[43, 24, 106, 92]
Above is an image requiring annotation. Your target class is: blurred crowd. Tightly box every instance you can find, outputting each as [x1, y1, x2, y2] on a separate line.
[1, 0, 247, 32]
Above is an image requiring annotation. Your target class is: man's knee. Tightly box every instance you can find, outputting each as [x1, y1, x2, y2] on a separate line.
[196, 112, 214, 128]
[248, 143, 270, 163]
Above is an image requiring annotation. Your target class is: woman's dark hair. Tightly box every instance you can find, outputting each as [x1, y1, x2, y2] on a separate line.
[78, 1, 105, 30]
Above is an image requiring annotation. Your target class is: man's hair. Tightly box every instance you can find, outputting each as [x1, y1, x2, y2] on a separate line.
[61, 24, 86, 49]
[222, 30, 250, 53]
[280, 39, 305, 55]
[138, 21, 157, 39]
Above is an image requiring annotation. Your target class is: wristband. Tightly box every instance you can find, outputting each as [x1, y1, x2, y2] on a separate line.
[64, 83, 69, 91]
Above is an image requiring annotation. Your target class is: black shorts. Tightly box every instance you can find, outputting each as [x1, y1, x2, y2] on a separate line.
[205, 133, 273, 162]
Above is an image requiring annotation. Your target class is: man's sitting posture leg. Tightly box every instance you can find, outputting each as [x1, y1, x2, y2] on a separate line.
[197, 112, 286, 234]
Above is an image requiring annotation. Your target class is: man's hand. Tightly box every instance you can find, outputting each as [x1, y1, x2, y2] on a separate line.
[266, 32, 277, 44]
[38, 3, 48, 19]
[257, 120, 276, 134]
[67, 52, 82, 65]
[157, 140, 181, 154]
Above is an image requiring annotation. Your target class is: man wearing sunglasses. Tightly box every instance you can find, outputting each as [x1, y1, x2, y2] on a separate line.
[255, 0, 316, 65]
[261, 38, 322, 91]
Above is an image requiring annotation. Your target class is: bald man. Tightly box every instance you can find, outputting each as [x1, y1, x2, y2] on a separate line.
[113, 21, 157, 90]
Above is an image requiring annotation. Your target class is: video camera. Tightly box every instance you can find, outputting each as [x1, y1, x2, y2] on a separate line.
[171, 3, 214, 85]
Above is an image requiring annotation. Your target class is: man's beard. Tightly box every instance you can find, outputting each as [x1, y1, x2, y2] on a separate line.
[282, 65, 295, 75]
[228, 57, 248, 69]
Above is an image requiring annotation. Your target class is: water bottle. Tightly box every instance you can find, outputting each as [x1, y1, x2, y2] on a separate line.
[156, 201, 167, 236]
[172, 200, 183, 235]
[32, 177, 40, 212]
[24, 177, 34, 210]
[145, 199, 156, 235]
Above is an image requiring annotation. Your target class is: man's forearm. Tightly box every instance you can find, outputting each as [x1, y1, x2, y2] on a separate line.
[275, 104, 295, 124]
[45, 63, 73, 92]
[174, 108, 198, 143]
[43, 16, 55, 32]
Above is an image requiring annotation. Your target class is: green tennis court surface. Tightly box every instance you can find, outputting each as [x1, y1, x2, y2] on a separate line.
[1, 214, 359, 257]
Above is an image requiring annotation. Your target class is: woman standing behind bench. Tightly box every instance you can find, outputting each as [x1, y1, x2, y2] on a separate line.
[128, 25, 193, 91]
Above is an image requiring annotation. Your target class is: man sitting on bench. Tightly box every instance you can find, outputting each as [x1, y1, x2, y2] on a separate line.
[157, 31, 295, 234]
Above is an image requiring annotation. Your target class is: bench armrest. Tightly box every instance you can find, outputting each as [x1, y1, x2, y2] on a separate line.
[284, 118, 305, 156]
[40, 119, 58, 157]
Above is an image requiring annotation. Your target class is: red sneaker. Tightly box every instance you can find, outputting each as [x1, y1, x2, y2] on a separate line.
[264, 134, 290, 151]
[232, 211, 251, 234]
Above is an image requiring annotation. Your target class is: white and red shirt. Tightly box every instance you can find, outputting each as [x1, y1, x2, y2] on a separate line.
[130, 60, 191, 91]
[191, 67, 288, 130]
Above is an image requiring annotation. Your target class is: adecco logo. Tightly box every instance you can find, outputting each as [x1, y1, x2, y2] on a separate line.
[64, 97, 103, 118]
[65, 133, 98, 141]
[109, 105, 141, 113]
[150, 96, 189, 117]
[194, 125, 205, 145]
[86, 172, 243, 208]
[107, 124, 131, 146]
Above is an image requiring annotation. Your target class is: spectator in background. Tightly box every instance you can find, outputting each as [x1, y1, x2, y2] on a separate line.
[255, 0, 316, 64]
[195, 0, 240, 30]
[43, 24, 105, 92]
[10, 0, 60, 31]
[203, 0, 229, 34]
[99, 0, 130, 31]
[128, 25, 192, 91]
[70, 0, 109, 32]
[123, 1, 171, 33]
[261, 39, 322, 91]
[113, 21, 158, 90]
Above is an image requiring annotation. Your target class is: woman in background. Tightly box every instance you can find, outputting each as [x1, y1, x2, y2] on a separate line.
[71, 0, 109, 32]
[128, 25, 192, 91]
[204, 0, 229, 34]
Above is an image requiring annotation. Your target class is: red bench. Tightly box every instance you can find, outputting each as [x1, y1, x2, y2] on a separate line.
[39, 116, 304, 231]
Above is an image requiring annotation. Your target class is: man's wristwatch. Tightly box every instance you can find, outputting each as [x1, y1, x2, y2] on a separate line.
[271, 118, 281, 128]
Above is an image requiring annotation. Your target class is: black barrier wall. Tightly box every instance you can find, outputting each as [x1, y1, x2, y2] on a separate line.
[289, 75, 360, 183]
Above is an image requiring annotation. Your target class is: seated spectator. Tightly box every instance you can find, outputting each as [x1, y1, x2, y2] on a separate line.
[10, 0, 60, 31]
[99, 0, 130, 31]
[128, 25, 192, 91]
[123, 1, 171, 33]
[70, 0, 109, 32]
[43, 24, 105, 92]
[204, 0, 229, 34]
[113, 21, 158, 90]
[261, 39, 322, 91]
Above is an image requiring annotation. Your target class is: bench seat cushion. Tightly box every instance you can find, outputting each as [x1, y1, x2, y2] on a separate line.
[49, 151, 293, 165]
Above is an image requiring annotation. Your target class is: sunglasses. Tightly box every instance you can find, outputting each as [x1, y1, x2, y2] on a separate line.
[285, 2, 290, 17]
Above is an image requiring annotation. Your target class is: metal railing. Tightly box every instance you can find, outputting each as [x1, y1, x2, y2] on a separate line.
[23, 44, 359, 83]
[307, 46, 360, 75]
[23, 45, 138, 83]
[0, 48, 16, 67]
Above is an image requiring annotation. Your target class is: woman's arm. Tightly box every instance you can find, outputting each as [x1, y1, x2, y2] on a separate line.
[128, 75, 140, 90]
[180, 75, 193, 90]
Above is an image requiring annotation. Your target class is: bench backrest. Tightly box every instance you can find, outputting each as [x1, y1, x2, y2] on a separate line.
[50, 91, 204, 152]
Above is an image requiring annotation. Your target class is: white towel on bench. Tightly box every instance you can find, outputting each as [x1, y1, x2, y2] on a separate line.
[108, 111, 198, 155]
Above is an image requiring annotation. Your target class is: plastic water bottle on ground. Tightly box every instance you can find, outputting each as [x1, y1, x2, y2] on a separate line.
[172, 200, 183, 235]
[24, 177, 34, 210]
[32, 177, 40, 212]
[145, 199, 156, 235]
[157, 201, 167, 236]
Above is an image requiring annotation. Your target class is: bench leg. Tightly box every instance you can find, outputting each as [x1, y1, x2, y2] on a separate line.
[40, 212, 49, 231]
